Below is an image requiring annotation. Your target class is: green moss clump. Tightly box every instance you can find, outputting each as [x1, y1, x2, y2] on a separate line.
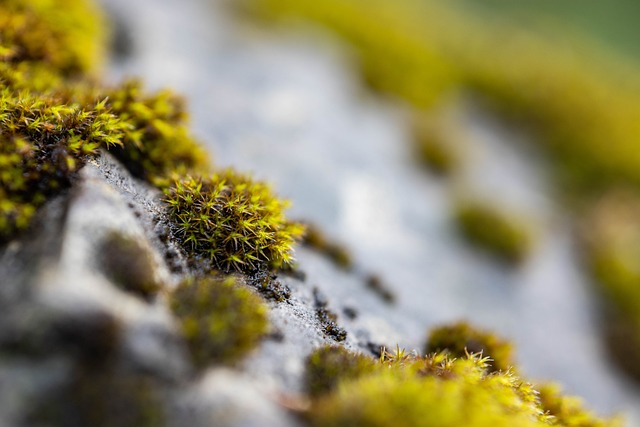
[165, 171, 304, 272]
[169, 275, 269, 367]
[0, 0, 105, 77]
[413, 112, 460, 175]
[103, 80, 210, 188]
[305, 345, 377, 396]
[0, 90, 126, 241]
[310, 351, 543, 427]
[537, 383, 619, 427]
[304, 346, 616, 427]
[0, 0, 217, 245]
[425, 321, 514, 372]
[99, 232, 163, 301]
[454, 200, 533, 264]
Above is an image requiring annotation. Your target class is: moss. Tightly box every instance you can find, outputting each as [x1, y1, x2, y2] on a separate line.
[454, 200, 533, 264]
[169, 275, 269, 367]
[305, 345, 377, 396]
[537, 383, 621, 427]
[99, 232, 163, 301]
[304, 346, 615, 427]
[302, 223, 353, 270]
[309, 351, 547, 427]
[413, 112, 460, 175]
[240, 0, 640, 196]
[0, 89, 126, 241]
[580, 190, 640, 380]
[164, 171, 304, 273]
[239, 0, 640, 356]
[102, 79, 210, 188]
[0, 0, 106, 76]
[425, 321, 514, 372]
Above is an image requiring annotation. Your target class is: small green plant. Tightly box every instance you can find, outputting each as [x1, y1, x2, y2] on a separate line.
[165, 171, 305, 272]
[537, 383, 619, 427]
[454, 200, 533, 264]
[170, 275, 269, 367]
[425, 321, 514, 372]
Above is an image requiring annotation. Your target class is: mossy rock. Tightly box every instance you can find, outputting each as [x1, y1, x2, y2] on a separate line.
[170, 275, 269, 367]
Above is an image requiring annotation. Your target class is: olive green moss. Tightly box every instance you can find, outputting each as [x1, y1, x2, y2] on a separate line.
[0, 89, 126, 241]
[169, 275, 269, 367]
[165, 171, 305, 273]
[537, 383, 619, 427]
[425, 321, 514, 372]
[302, 223, 353, 270]
[304, 345, 616, 427]
[580, 190, 640, 380]
[305, 346, 377, 396]
[454, 200, 533, 264]
[99, 232, 162, 301]
[412, 112, 459, 175]
[103, 79, 210, 188]
[0, 0, 302, 278]
[0, 0, 105, 76]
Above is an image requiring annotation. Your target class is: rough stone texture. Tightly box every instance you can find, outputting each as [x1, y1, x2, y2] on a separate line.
[0, 152, 359, 426]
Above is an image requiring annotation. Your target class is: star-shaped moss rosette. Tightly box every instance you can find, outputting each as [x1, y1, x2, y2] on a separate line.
[165, 171, 305, 272]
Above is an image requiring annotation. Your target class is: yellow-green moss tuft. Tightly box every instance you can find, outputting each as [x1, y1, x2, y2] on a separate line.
[304, 345, 615, 427]
[0, 0, 105, 76]
[103, 80, 210, 188]
[305, 345, 376, 397]
[170, 275, 269, 367]
[0, 89, 126, 241]
[538, 383, 621, 427]
[425, 321, 514, 372]
[165, 171, 305, 272]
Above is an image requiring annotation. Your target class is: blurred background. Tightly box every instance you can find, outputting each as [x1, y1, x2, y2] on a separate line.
[100, 0, 640, 424]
